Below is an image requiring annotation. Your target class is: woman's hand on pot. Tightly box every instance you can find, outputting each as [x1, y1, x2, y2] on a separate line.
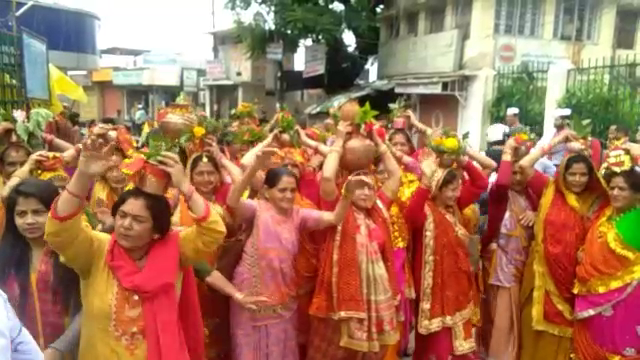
[254, 148, 280, 169]
[25, 151, 49, 171]
[204, 137, 224, 160]
[155, 152, 188, 191]
[336, 121, 352, 139]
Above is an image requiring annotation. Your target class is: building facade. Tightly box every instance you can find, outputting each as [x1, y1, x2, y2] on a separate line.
[377, 0, 640, 148]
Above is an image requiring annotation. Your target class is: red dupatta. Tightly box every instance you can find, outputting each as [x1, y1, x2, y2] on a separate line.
[310, 196, 398, 318]
[107, 231, 205, 360]
[529, 155, 608, 336]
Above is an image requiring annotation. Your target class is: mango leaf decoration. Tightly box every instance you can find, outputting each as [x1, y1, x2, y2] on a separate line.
[571, 117, 593, 139]
[355, 101, 379, 126]
[143, 131, 179, 160]
[388, 97, 407, 120]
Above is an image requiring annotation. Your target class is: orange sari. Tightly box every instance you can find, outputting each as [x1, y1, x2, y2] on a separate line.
[573, 207, 640, 360]
[520, 156, 608, 360]
[293, 193, 322, 358]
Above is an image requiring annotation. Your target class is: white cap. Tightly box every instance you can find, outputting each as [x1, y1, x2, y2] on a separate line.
[553, 108, 572, 117]
[486, 123, 510, 143]
[506, 107, 520, 116]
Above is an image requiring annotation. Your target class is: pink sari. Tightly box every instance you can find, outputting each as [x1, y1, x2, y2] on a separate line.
[574, 283, 640, 358]
[230, 199, 324, 360]
[573, 207, 640, 359]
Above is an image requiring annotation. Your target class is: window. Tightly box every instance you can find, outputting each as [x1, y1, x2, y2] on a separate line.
[494, 0, 543, 37]
[428, 8, 446, 34]
[616, 11, 638, 50]
[406, 12, 419, 36]
[386, 17, 399, 40]
[553, 0, 599, 42]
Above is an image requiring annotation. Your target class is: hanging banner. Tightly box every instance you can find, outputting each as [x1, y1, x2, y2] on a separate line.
[303, 44, 326, 78]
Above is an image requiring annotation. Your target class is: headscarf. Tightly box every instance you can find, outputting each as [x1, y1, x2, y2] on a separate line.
[529, 154, 609, 336]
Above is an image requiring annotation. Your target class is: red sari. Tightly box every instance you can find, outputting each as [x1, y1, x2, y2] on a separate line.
[175, 182, 246, 360]
[405, 161, 488, 360]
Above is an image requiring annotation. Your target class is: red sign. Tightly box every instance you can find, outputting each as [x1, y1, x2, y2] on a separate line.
[498, 43, 516, 65]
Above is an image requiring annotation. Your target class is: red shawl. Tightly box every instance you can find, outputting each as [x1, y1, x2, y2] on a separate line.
[107, 231, 205, 360]
[310, 194, 398, 317]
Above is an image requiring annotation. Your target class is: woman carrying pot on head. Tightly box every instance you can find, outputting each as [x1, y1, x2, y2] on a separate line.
[174, 139, 257, 360]
[0, 178, 80, 356]
[404, 142, 489, 360]
[306, 126, 403, 360]
[227, 146, 352, 360]
[517, 130, 609, 360]
[572, 146, 640, 360]
[481, 135, 542, 360]
[44, 135, 227, 360]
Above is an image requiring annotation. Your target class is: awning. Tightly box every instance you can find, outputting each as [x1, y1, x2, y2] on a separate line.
[304, 80, 394, 115]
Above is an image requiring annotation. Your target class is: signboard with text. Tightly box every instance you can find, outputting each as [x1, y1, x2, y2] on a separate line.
[21, 29, 50, 100]
[182, 69, 199, 92]
[206, 60, 226, 79]
[303, 44, 326, 78]
[112, 70, 145, 86]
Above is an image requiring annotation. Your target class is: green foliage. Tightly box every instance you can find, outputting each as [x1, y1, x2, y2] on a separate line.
[355, 101, 379, 126]
[570, 118, 593, 139]
[13, 109, 50, 150]
[233, 125, 266, 145]
[83, 209, 100, 230]
[490, 70, 546, 136]
[208, 118, 235, 145]
[388, 96, 408, 120]
[275, 107, 300, 147]
[559, 77, 640, 140]
[143, 132, 180, 160]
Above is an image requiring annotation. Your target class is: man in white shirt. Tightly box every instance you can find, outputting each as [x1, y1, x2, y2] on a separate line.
[505, 107, 521, 128]
[535, 108, 572, 166]
[0, 290, 43, 360]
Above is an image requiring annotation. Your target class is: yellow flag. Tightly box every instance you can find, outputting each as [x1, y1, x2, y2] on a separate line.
[48, 64, 88, 114]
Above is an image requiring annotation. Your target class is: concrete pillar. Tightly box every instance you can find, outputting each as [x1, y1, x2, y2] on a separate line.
[460, 68, 493, 150]
[543, 60, 574, 138]
[205, 86, 212, 117]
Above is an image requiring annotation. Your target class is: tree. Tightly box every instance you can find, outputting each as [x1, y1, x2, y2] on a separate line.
[559, 77, 640, 141]
[228, 0, 381, 94]
[489, 68, 546, 136]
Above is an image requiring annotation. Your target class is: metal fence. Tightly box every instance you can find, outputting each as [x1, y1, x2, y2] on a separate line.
[490, 62, 550, 136]
[562, 54, 640, 139]
[0, 30, 25, 115]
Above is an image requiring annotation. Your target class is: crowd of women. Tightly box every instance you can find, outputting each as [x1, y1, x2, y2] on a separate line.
[0, 101, 637, 360]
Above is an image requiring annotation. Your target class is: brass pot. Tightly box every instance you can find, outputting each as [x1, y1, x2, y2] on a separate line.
[159, 113, 196, 140]
[339, 100, 360, 124]
[277, 133, 293, 147]
[340, 135, 376, 173]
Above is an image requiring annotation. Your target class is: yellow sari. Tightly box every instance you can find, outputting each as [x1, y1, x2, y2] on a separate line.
[520, 155, 608, 360]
